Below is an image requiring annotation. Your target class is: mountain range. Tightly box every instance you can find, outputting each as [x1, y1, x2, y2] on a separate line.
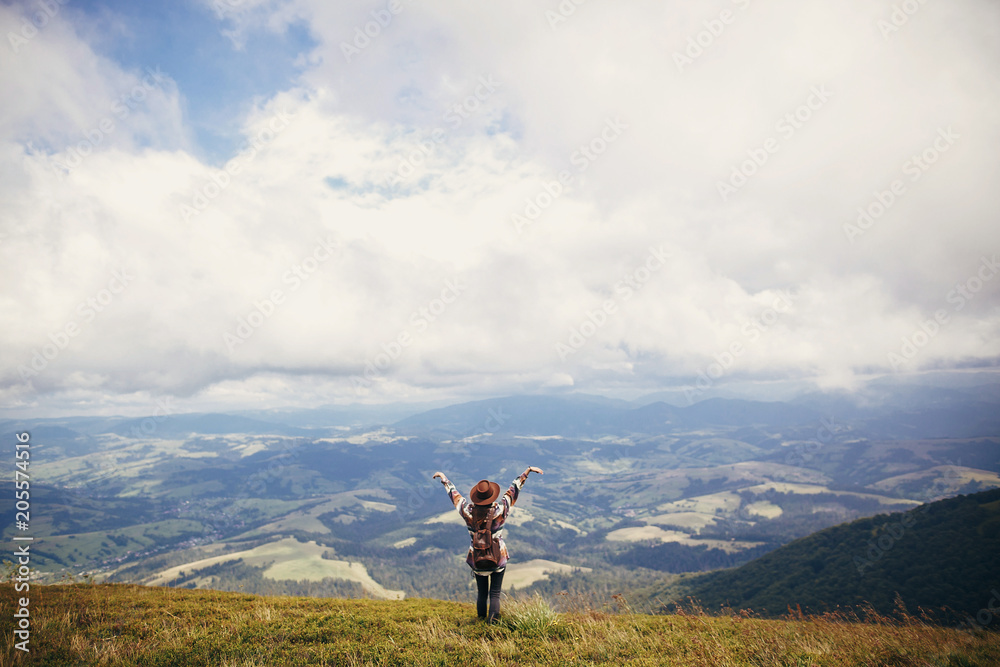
[2, 376, 998, 622]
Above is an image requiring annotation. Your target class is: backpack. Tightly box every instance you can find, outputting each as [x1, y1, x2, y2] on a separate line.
[471, 504, 501, 570]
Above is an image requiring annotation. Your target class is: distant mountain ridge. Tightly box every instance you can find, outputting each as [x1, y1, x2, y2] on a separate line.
[5, 379, 999, 441]
[391, 389, 1000, 439]
[108, 413, 315, 437]
[392, 395, 826, 437]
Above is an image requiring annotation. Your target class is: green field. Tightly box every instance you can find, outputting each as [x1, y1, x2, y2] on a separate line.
[2, 583, 998, 666]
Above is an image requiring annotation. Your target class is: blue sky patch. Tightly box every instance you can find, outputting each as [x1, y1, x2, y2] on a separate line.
[73, 0, 316, 163]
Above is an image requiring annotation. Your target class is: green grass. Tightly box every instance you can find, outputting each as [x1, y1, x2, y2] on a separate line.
[1, 584, 998, 666]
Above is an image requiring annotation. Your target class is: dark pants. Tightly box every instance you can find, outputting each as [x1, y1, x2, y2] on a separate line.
[475, 569, 504, 623]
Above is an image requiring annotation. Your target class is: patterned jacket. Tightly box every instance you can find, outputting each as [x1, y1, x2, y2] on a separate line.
[443, 474, 527, 575]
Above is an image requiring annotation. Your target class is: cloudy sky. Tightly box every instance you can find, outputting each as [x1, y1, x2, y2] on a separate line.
[2, 0, 999, 417]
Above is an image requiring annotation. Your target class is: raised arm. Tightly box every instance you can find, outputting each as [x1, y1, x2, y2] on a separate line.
[517, 466, 544, 484]
[503, 466, 544, 510]
[433, 471, 464, 509]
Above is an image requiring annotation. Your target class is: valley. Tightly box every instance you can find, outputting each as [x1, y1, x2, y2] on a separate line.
[3, 384, 998, 610]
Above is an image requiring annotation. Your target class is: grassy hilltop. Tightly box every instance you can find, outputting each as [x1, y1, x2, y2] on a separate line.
[2, 583, 998, 666]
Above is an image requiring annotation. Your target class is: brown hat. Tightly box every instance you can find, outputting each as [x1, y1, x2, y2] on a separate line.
[470, 479, 500, 506]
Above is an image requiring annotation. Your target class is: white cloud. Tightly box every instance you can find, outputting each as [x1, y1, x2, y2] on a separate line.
[2, 0, 1000, 415]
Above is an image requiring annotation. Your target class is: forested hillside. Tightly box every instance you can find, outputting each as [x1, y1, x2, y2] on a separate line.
[669, 488, 1000, 625]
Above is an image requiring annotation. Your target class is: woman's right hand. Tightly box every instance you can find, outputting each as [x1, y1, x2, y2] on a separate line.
[525, 466, 544, 476]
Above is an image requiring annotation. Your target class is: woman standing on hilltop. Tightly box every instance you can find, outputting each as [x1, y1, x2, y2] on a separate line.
[432, 466, 544, 624]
